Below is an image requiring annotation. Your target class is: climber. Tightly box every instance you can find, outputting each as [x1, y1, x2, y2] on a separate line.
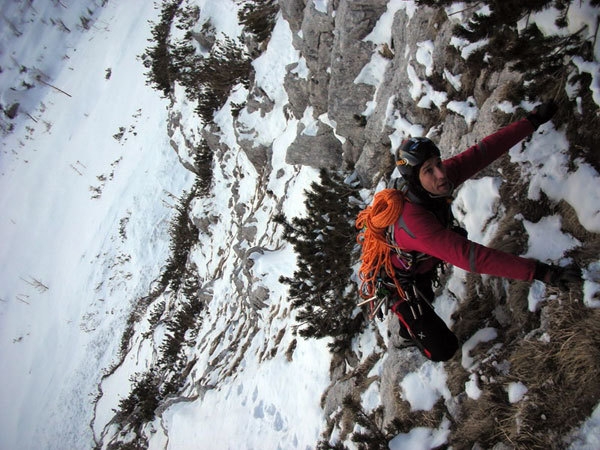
[357, 101, 582, 362]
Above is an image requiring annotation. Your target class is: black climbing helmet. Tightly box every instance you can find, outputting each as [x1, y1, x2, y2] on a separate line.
[395, 137, 441, 178]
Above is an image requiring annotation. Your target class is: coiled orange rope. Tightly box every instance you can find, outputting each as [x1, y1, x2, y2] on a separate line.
[355, 189, 406, 300]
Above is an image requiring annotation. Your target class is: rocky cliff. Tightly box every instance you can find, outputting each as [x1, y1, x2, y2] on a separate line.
[276, 1, 526, 187]
[94, 1, 600, 449]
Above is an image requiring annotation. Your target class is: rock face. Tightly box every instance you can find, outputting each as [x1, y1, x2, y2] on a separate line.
[285, 120, 343, 168]
[261, 0, 525, 433]
[249, 1, 522, 187]
[327, 0, 389, 144]
[161, 0, 528, 427]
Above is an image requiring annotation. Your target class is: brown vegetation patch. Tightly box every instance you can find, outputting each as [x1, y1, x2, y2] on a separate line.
[451, 274, 503, 341]
[449, 289, 600, 449]
[557, 200, 600, 267]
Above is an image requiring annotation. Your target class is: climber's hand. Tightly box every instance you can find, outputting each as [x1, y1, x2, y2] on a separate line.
[527, 100, 558, 129]
[534, 262, 582, 290]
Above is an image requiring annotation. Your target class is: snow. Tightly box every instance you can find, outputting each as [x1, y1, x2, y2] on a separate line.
[416, 40, 435, 77]
[386, 100, 426, 152]
[400, 361, 451, 411]
[523, 0, 600, 61]
[572, 56, 600, 106]
[1, 1, 600, 449]
[363, 0, 416, 44]
[0, 2, 193, 449]
[0, 2, 96, 125]
[290, 56, 310, 79]
[583, 261, 600, 308]
[191, 0, 243, 40]
[443, 68, 462, 91]
[388, 417, 451, 450]
[407, 64, 448, 110]
[507, 382, 528, 403]
[234, 17, 299, 148]
[509, 127, 600, 233]
[461, 328, 498, 370]
[313, 0, 329, 15]
[450, 36, 490, 60]
[447, 96, 479, 126]
[355, 52, 390, 88]
[153, 338, 331, 450]
[301, 106, 320, 136]
[528, 280, 549, 312]
[358, 0, 420, 117]
[465, 373, 482, 400]
[568, 402, 600, 449]
[252, 18, 298, 106]
[523, 215, 581, 262]
[453, 177, 502, 245]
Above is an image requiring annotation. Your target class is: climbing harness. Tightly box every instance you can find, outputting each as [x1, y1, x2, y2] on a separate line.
[355, 187, 445, 321]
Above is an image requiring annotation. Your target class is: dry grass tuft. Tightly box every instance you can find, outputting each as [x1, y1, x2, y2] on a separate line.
[449, 387, 513, 449]
[486, 213, 527, 255]
[503, 280, 540, 341]
[557, 200, 600, 267]
[451, 273, 502, 341]
[389, 394, 447, 435]
[445, 201, 600, 447]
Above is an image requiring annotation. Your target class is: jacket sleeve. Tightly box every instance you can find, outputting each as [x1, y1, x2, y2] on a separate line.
[395, 206, 537, 281]
[445, 118, 535, 187]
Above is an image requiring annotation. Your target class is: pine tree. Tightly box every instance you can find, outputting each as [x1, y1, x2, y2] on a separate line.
[195, 36, 253, 122]
[159, 296, 203, 365]
[116, 369, 162, 431]
[276, 169, 364, 349]
[195, 140, 214, 196]
[238, 0, 280, 46]
[142, 0, 182, 96]
[143, 2, 255, 124]
[435, 0, 598, 101]
[159, 188, 199, 291]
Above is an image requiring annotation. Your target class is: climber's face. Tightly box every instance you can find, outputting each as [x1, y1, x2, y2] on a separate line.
[419, 156, 450, 196]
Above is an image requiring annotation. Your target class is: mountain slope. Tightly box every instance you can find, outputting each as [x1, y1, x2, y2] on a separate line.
[0, 2, 193, 449]
[1, 1, 600, 449]
[93, 1, 600, 449]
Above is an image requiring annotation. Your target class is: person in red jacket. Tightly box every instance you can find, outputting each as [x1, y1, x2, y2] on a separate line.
[388, 101, 581, 361]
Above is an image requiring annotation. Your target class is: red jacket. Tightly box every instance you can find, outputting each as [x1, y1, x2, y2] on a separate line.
[392, 118, 537, 281]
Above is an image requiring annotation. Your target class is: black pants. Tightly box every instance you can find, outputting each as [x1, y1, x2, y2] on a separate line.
[391, 273, 458, 362]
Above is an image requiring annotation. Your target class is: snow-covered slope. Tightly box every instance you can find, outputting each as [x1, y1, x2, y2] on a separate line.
[0, 2, 192, 449]
[93, 7, 336, 448]
[1, 1, 600, 449]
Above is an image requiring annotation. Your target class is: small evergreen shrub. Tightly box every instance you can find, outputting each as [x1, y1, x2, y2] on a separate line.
[437, 1, 595, 98]
[195, 36, 254, 122]
[141, 0, 182, 96]
[159, 295, 203, 366]
[418, 0, 600, 171]
[169, 32, 253, 122]
[116, 369, 162, 431]
[317, 396, 409, 450]
[159, 187, 199, 292]
[143, 2, 255, 124]
[195, 140, 214, 196]
[238, 0, 280, 46]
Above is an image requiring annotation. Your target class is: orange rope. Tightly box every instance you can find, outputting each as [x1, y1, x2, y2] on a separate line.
[355, 189, 406, 300]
